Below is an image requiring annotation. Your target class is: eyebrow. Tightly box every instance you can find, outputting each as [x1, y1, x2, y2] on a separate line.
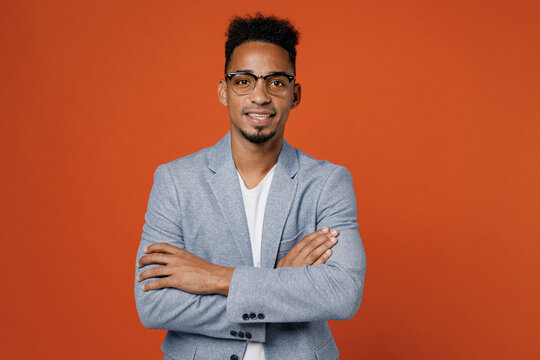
[232, 70, 293, 76]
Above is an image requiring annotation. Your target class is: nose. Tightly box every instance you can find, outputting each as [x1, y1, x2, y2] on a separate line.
[248, 78, 271, 105]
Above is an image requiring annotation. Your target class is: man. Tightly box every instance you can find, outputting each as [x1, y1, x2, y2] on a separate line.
[135, 13, 366, 360]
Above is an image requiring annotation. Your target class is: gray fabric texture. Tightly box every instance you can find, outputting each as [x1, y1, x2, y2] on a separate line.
[135, 132, 366, 360]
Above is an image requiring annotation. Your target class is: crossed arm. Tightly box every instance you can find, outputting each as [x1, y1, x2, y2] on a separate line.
[137, 227, 340, 295]
[134, 165, 366, 339]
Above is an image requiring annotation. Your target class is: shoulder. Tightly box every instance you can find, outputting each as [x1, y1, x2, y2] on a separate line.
[150, 145, 213, 193]
[292, 147, 357, 219]
[156, 133, 230, 180]
[294, 146, 353, 185]
[162, 147, 210, 175]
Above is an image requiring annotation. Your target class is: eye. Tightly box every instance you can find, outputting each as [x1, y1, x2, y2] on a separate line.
[236, 79, 250, 85]
[270, 80, 286, 87]
[232, 75, 254, 89]
[266, 75, 289, 90]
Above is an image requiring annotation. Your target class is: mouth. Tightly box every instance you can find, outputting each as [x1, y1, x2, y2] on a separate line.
[244, 111, 275, 126]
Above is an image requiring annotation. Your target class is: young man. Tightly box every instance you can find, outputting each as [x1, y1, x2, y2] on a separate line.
[135, 14, 366, 360]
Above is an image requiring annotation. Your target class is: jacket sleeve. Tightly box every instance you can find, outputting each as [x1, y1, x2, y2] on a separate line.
[134, 164, 265, 341]
[226, 166, 366, 323]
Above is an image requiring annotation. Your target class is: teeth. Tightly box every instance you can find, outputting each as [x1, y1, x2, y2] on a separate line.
[248, 113, 271, 120]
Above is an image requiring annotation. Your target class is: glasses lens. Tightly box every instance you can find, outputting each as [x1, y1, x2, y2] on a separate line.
[231, 74, 255, 94]
[265, 75, 290, 95]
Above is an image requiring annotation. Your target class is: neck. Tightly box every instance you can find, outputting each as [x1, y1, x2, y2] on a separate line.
[231, 130, 283, 188]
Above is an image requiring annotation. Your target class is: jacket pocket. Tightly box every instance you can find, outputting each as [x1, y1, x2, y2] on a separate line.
[277, 224, 313, 260]
[161, 331, 197, 360]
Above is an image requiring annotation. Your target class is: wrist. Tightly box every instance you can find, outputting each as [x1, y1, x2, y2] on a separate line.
[213, 265, 234, 296]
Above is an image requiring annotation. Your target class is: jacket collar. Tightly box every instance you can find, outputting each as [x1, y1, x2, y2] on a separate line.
[207, 131, 299, 179]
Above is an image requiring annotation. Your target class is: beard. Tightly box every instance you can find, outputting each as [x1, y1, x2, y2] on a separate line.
[239, 126, 277, 144]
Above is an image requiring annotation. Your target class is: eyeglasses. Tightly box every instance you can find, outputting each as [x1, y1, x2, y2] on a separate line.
[225, 71, 295, 96]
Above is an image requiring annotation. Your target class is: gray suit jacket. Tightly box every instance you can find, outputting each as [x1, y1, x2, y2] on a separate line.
[134, 132, 366, 360]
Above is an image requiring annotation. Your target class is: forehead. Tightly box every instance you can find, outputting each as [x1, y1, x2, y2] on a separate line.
[227, 41, 293, 74]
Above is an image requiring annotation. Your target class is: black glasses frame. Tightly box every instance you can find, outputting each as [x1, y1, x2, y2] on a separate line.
[225, 71, 295, 95]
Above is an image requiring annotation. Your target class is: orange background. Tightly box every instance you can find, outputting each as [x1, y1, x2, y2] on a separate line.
[1, 0, 539, 359]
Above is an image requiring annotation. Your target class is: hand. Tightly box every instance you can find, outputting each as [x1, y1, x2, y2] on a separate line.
[137, 243, 233, 296]
[276, 227, 338, 268]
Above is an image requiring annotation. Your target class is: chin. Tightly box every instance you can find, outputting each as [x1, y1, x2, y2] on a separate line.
[240, 127, 277, 144]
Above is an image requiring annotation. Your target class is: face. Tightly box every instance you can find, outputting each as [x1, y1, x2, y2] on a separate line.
[218, 41, 301, 144]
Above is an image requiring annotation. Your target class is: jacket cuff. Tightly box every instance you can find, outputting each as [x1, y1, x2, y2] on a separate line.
[227, 266, 268, 324]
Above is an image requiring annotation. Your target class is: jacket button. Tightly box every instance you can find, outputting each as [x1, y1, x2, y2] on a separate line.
[257, 313, 265, 320]
[249, 312, 256, 319]
[230, 356, 239, 360]
[245, 332, 252, 339]
[230, 330, 237, 337]
[237, 331, 244, 338]
[242, 313, 249, 320]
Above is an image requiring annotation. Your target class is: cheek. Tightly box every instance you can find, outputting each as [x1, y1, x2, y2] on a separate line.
[226, 96, 243, 114]
[277, 98, 294, 115]
[285, 92, 296, 107]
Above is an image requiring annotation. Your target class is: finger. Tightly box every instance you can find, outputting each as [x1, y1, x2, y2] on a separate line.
[300, 227, 330, 243]
[138, 253, 172, 268]
[144, 243, 183, 255]
[140, 277, 170, 291]
[292, 227, 331, 253]
[304, 228, 338, 248]
[312, 249, 333, 266]
[298, 231, 336, 258]
[137, 265, 172, 282]
[303, 235, 338, 264]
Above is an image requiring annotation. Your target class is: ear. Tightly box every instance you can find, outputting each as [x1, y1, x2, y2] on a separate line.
[217, 79, 228, 106]
[291, 83, 301, 109]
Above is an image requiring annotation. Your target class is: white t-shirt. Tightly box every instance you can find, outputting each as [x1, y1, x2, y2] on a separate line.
[237, 165, 276, 360]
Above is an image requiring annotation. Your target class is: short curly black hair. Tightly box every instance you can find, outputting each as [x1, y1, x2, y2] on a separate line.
[224, 13, 300, 73]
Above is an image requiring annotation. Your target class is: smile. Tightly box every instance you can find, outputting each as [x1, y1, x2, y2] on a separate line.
[247, 113, 272, 120]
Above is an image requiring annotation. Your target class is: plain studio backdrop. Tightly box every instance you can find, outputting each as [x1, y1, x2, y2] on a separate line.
[1, 0, 538, 359]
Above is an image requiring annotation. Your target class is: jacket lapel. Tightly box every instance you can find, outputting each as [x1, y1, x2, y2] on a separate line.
[260, 140, 299, 268]
[207, 133, 253, 266]
[206, 133, 299, 269]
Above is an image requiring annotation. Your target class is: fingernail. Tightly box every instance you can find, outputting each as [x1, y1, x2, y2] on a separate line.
[137, 274, 141, 281]
[326, 249, 332, 256]
[322, 227, 329, 233]
[331, 229, 338, 236]
[330, 237, 337, 243]
[144, 246, 148, 253]
[140, 284, 146, 291]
